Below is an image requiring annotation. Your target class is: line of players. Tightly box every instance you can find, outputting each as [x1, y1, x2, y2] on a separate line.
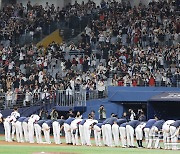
[0, 109, 179, 150]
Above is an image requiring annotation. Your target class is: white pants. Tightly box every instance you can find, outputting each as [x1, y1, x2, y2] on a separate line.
[94, 125, 102, 146]
[162, 125, 171, 149]
[112, 124, 120, 146]
[15, 121, 24, 142]
[101, 125, 107, 145]
[52, 121, 61, 144]
[22, 122, 29, 142]
[170, 126, 178, 150]
[11, 121, 16, 140]
[79, 125, 85, 145]
[28, 121, 35, 143]
[144, 128, 150, 146]
[42, 123, 51, 144]
[71, 123, 79, 145]
[4, 121, 12, 142]
[64, 123, 71, 144]
[34, 124, 43, 143]
[126, 125, 134, 146]
[147, 126, 159, 148]
[105, 124, 113, 146]
[135, 125, 143, 140]
[119, 127, 127, 147]
[84, 124, 91, 146]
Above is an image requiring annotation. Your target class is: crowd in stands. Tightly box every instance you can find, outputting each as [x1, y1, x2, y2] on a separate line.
[0, 0, 179, 108]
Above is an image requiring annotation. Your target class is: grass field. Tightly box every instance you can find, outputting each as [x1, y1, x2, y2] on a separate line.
[0, 136, 178, 154]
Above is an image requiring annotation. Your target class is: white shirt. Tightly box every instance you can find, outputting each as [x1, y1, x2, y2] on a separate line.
[11, 111, 20, 119]
[0, 113, 2, 119]
[28, 114, 40, 123]
[84, 119, 98, 127]
[70, 119, 82, 126]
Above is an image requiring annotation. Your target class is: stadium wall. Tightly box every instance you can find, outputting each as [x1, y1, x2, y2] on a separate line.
[82, 98, 124, 120]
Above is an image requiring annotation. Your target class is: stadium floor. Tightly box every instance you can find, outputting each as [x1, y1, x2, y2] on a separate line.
[0, 135, 179, 154]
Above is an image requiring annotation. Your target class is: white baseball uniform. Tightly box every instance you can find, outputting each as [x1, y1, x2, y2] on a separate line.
[70, 119, 82, 145]
[93, 123, 103, 146]
[52, 119, 65, 144]
[28, 114, 40, 143]
[84, 119, 98, 146]
[10, 111, 20, 140]
[22, 117, 29, 142]
[162, 120, 175, 149]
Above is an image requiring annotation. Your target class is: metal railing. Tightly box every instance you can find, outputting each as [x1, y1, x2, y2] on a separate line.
[56, 89, 107, 107]
[0, 91, 56, 110]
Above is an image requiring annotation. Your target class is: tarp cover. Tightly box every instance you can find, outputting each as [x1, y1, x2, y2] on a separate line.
[148, 92, 180, 102]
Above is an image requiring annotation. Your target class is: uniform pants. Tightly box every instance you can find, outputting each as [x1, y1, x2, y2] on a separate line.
[42, 123, 51, 144]
[144, 128, 150, 146]
[4, 121, 12, 142]
[28, 121, 35, 143]
[22, 122, 29, 142]
[126, 125, 135, 147]
[162, 125, 171, 149]
[15, 121, 24, 142]
[71, 123, 79, 145]
[11, 121, 16, 140]
[105, 124, 113, 146]
[112, 124, 120, 146]
[84, 124, 91, 146]
[170, 126, 178, 150]
[79, 124, 85, 145]
[148, 126, 159, 148]
[64, 123, 71, 144]
[93, 125, 102, 146]
[101, 125, 107, 145]
[52, 121, 61, 144]
[34, 124, 43, 143]
[119, 127, 127, 147]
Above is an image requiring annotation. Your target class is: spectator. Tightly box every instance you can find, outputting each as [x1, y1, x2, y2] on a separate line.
[50, 109, 58, 120]
[98, 105, 106, 121]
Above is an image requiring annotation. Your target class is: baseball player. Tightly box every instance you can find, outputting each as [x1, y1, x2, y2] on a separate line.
[162, 120, 175, 149]
[34, 120, 46, 144]
[147, 120, 165, 149]
[104, 116, 118, 147]
[22, 117, 29, 142]
[70, 118, 83, 145]
[144, 118, 157, 146]
[64, 116, 75, 144]
[126, 120, 140, 147]
[83, 117, 98, 146]
[78, 119, 87, 145]
[169, 120, 180, 150]
[4, 116, 15, 142]
[28, 114, 40, 143]
[101, 117, 111, 146]
[42, 120, 53, 144]
[119, 122, 128, 147]
[52, 118, 65, 144]
[112, 118, 127, 147]
[15, 117, 26, 143]
[10, 107, 20, 141]
[93, 123, 103, 146]
[135, 122, 146, 148]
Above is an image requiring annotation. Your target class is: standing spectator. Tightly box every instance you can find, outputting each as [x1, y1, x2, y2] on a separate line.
[50, 109, 59, 120]
[98, 105, 106, 121]
[97, 79, 105, 98]
[6, 89, 13, 108]
[39, 109, 48, 120]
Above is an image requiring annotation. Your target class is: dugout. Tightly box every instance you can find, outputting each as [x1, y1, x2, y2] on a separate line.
[148, 92, 180, 120]
[107, 86, 180, 120]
